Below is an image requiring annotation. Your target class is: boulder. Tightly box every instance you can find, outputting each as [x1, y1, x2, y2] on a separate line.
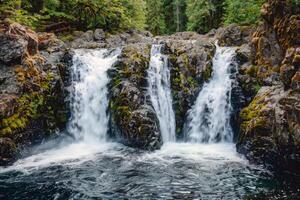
[109, 43, 162, 150]
[216, 24, 252, 47]
[161, 37, 215, 135]
[0, 138, 18, 166]
[0, 22, 71, 166]
[94, 29, 105, 41]
[0, 34, 27, 64]
[237, 86, 300, 180]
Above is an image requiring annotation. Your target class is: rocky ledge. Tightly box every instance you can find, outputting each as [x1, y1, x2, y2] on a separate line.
[108, 32, 215, 150]
[0, 20, 71, 165]
[235, 0, 300, 181]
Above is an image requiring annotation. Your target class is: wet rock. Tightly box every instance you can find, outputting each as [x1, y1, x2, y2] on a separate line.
[236, 44, 253, 65]
[237, 86, 300, 180]
[94, 29, 105, 41]
[0, 22, 71, 165]
[0, 138, 18, 166]
[216, 24, 252, 47]
[236, 1, 300, 181]
[0, 34, 27, 64]
[162, 37, 214, 136]
[109, 43, 162, 150]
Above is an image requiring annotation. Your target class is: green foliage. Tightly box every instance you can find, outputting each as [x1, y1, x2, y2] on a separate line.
[145, 0, 166, 35]
[223, 0, 265, 25]
[186, 0, 224, 33]
[0, 0, 147, 32]
[1, 0, 287, 35]
[290, 0, 300, 5]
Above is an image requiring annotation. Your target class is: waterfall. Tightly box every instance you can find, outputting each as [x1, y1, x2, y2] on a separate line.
[68, 49, 120, 144]
[185, 44, 236, 143]
[147, 44, 176, 143]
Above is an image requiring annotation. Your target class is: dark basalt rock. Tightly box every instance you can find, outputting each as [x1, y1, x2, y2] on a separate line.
[0, 34, 27, 64]
[160, 35, 215, 136]
[0, 22, 71, 166]
[216, 24, 253, 47]
[237, 0, 300, 181]
[0, 138, 19, 166]
[237, 86, 300, 181]
[108, 43, 162, 150]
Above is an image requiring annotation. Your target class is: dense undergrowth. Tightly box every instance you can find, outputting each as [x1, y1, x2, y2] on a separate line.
[1, 0, 298, 35]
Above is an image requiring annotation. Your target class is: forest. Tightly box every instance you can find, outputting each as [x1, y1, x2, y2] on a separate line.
[0, 0, 288, 35]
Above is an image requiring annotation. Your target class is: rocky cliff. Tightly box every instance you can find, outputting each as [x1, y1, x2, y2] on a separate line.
[0, 20, 71, 165]
[108, 33, 214, 150]
[236, 0, 300, 181]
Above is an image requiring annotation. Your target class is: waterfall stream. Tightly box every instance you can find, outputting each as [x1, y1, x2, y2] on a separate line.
[147, 44, 176, 143]
[68, 49, 120, 144]
[0, 46, 278, 200]
[185, 44, 236, 143]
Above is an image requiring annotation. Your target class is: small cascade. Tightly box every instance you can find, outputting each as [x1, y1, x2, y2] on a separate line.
[68, 49, 120, 144]
[185, 44, 236, 143]
[147, 44, 176, 143]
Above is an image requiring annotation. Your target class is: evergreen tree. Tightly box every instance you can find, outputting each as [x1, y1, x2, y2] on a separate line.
[173, 0, 187, 32]
[186, 0, 224, 33]
[223, 0, 265, 25]
[145, 0, 166, 35]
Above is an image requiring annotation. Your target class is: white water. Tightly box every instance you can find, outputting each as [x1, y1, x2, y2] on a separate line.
[68, 49, 120, 144]
[147, 44, 176, 143]
[0, 46, 272, 200]
[0, 49, 121, 172]
[185, 44, 236, 143]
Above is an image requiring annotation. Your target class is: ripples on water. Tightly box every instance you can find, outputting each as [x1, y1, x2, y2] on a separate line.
[0, 142, 277, 200]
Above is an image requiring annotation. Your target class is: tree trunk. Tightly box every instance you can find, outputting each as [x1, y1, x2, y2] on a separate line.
[175, 0, 180, 32]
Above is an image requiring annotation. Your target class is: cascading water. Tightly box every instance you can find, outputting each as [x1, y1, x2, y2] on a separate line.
[147, 44, 176, 143]
[185, 44, 236, 143]
[69, 49, 120, 144]
[0, 45, 278, 200]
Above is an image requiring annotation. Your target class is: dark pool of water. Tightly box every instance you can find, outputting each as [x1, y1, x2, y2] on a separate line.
[0, 142, 290, 200]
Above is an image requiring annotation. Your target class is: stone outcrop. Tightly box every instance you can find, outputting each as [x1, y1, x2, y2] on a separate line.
[237, 0, 300, 180]
[238, 86, 300, 179]
[0, 21, 70, 165]
[160, 34, 215, 136]
[108, 43, 162, 150]
[108, 32, 215, 149]
[69, 29, 153, 49]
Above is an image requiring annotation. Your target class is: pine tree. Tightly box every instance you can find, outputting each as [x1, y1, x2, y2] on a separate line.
[186, 0, 217, 33]
[145, 0, 166, 35]
[223, 0, 265, 25]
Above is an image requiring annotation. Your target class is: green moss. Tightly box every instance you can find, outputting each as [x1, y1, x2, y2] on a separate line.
[254, 84, 261, 93]
[0, 70, 61, 136]
[203, 65, 213, 82]
[59, 34, 74, 42]
[246, 65, 258, 77]
[239, 93, 268, 132]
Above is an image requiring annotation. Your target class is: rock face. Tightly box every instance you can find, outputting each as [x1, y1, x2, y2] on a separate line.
[69, 29, 153, 49]
[238, 86, 300, 178]
[161, 35, 215, 136]
[108, 43, 162, 150]
[236, 0, 300, 180]
[108, 32, 215, 149]
[0, 21, 70, 165]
